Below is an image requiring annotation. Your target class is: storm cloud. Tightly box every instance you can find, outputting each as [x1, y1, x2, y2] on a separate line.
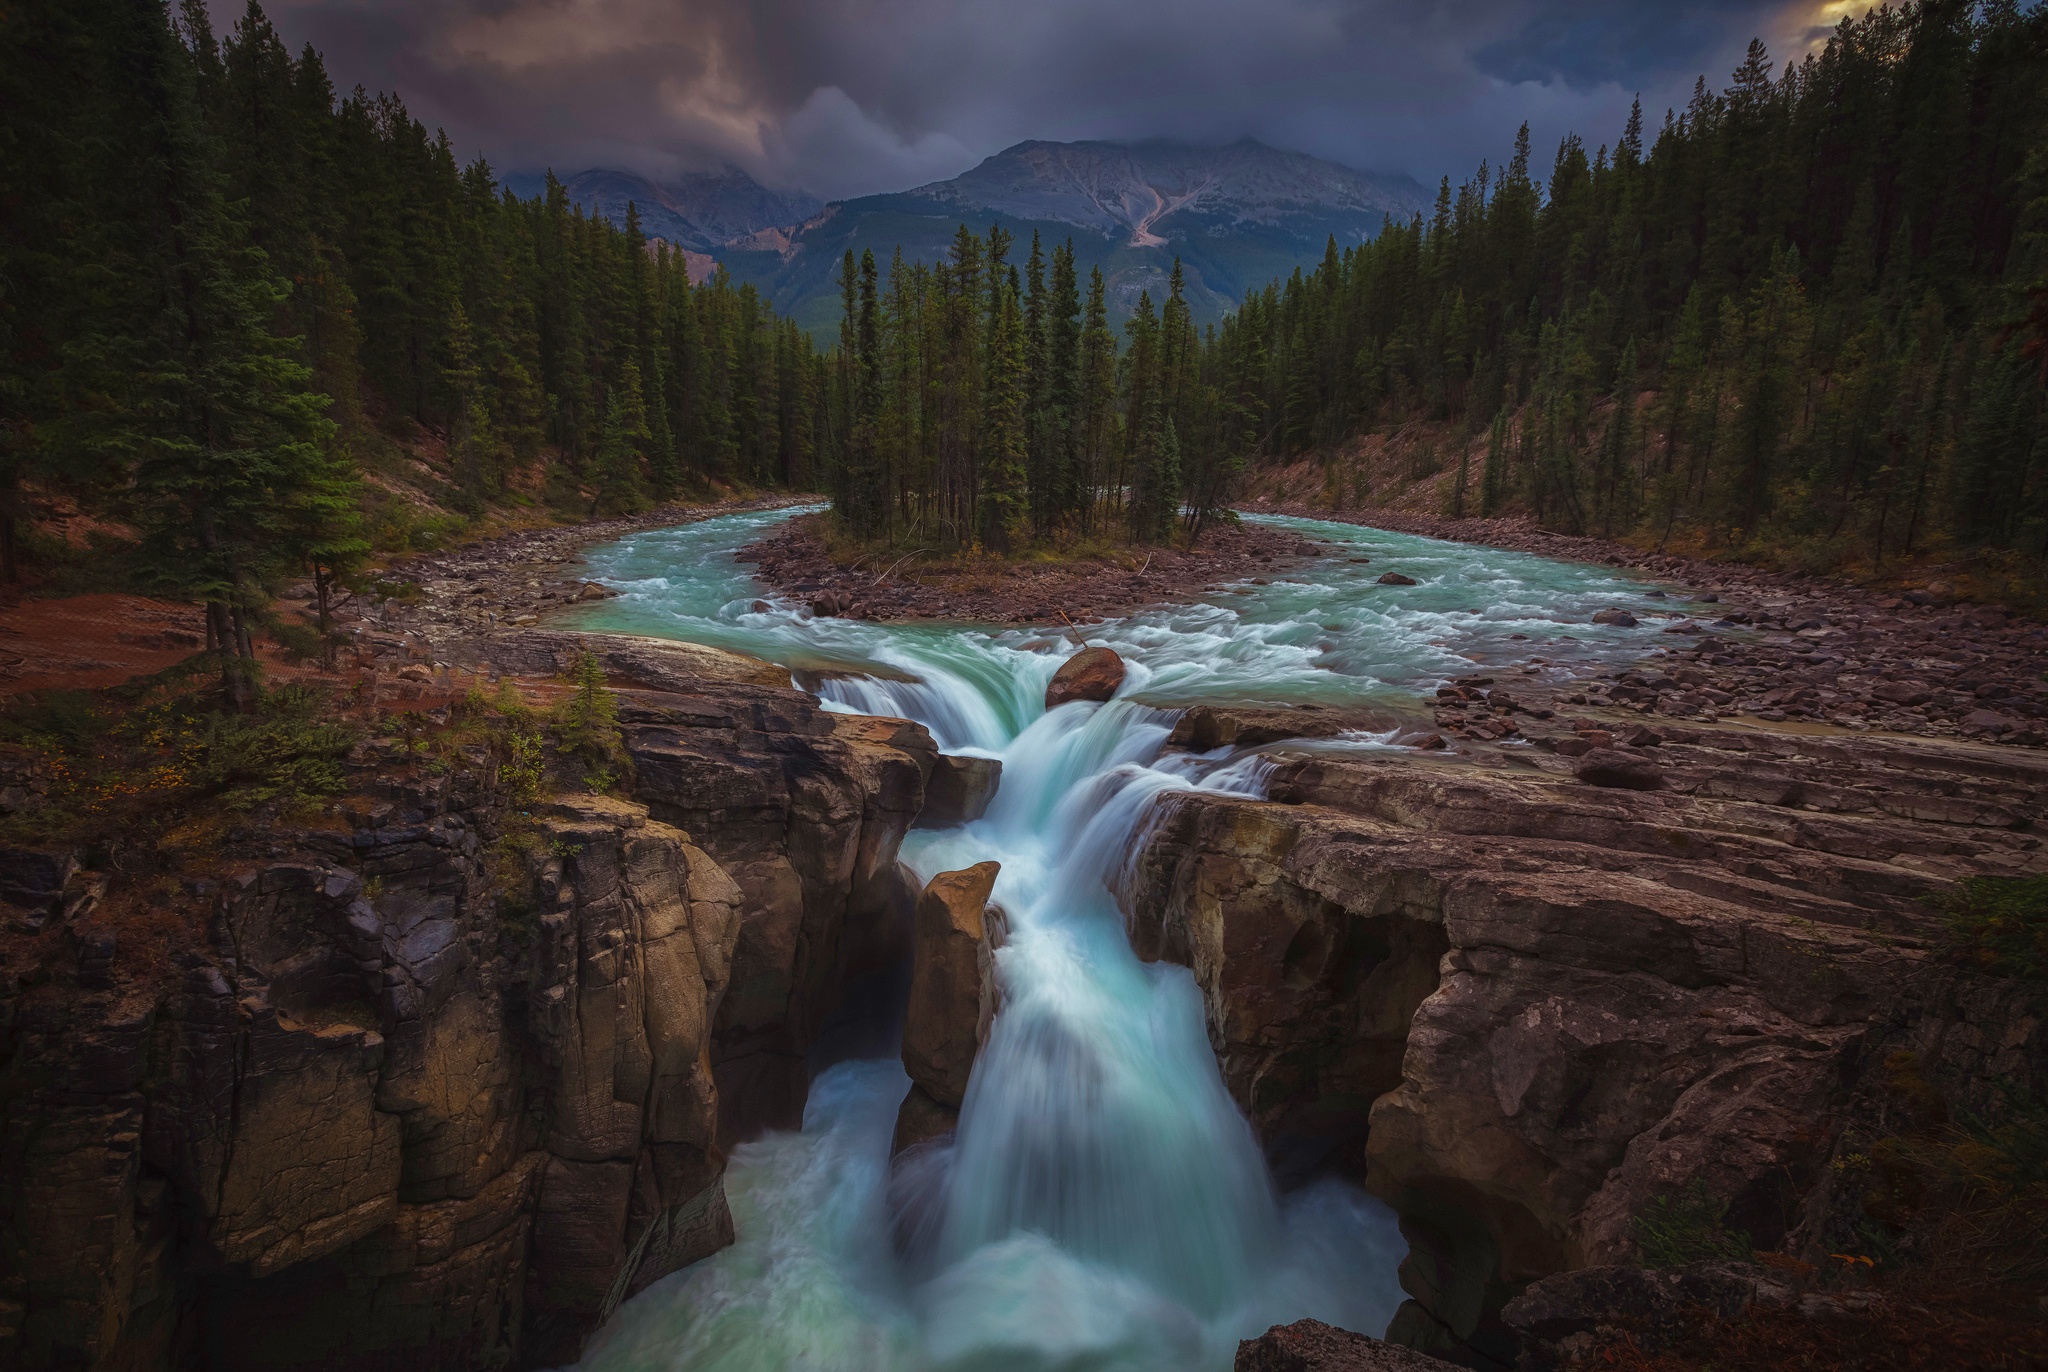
[235, 0, 1850, 199]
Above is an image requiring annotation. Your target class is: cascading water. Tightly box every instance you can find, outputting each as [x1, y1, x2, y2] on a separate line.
[563, 506, 1697, 1372]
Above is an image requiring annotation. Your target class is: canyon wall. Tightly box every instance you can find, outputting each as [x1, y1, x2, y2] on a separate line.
[0, 678, 937, 1371]
[1125, 724, 2048, 1368]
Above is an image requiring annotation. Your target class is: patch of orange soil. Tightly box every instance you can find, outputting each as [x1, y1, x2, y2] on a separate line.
[0, 595, 211, 697]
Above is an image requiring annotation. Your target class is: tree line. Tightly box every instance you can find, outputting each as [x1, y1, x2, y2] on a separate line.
[1, 0, 828, 704]
[822, 230, 1248, 549]
[6, 0, 2047, 712]
[1198, 0, 2048, 570]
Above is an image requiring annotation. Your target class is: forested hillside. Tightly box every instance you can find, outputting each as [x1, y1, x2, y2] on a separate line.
[1, 0, 824, 698]
[6, 0, 2048, 678]
[1217, 0, 2048, 577]
[807, 1, 2048, 583]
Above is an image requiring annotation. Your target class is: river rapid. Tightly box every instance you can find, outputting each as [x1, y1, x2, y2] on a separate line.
[561, 506, 1685, 1372]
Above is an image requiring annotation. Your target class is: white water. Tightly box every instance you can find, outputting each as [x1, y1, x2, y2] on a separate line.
[565, 507, 1693, 1372]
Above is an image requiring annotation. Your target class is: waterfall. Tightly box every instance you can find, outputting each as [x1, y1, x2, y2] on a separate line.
[565, 505, 1694, 1372]
[578, 677, 1407, 1372]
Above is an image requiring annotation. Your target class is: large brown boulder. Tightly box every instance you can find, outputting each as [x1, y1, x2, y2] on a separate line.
[1235, 1319, 1458, 1370]
[895, 862, 1004, 1151]
[1045, 646, 1125, 708]
[916, 753, 1003, 829]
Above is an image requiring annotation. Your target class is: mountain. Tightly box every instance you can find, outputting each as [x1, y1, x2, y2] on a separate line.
[907, 139, 1423, 247]
[501, 165, 821, 255]
[717, 139, 1428, 333]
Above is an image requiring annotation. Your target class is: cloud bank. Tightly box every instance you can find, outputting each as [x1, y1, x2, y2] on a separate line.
[237, 0, 1848, 198]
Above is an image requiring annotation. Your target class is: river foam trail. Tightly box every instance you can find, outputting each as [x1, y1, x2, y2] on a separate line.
[566, 507, 1693, 1372]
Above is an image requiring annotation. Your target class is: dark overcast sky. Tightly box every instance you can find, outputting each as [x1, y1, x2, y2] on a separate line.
[226, 0, 1861, 200]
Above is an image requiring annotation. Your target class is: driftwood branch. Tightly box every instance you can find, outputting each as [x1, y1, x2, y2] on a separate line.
[875, 549, 929, 585]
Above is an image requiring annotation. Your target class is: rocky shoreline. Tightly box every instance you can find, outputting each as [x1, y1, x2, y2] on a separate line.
[1239, 501, 2048, 750]
[349, 493, 814, 634]
[7, 496, 2047, 1371]
[734, 513, 1323, 623]
[371, 496, 2048, 752]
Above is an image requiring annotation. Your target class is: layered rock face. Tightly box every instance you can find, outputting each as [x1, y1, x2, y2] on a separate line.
[893, 863, 1005, 1152]
[1125, 725, 2048, 1367]
[0, 677, 940, 1371]
[1235, 1317, 1459, 1370]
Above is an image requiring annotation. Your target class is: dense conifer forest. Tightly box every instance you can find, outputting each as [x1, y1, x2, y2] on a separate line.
[1220, 1, 2048, 574]
[827, 0, 2048, 577]
[4, 0, 2048, 703]
[1, 0, 828, 698]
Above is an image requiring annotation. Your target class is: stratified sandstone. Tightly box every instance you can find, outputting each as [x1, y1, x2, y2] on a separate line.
[1236, 1318, 1460, 1370]
[915, 753, 1002, 829]
[1125, 726, 2048, 1368]
[0, 675, 943, 1372]
[894, 862, 1004, 1152]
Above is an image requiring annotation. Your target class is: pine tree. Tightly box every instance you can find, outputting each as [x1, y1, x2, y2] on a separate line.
[121, 0, 337, 708]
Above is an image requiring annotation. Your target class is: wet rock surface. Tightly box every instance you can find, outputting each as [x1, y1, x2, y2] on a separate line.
[1045, 645, 1127, 707]
[351, 495, 808, 637]
[895, 862, 1005, 1153]
[1125, 729, 2048, 1368]
[737, 512, 1324, 624]
[1257, 508, 2048, 751]
[1235, 1318, 1462, 1370]
[916, 753, 1002, 829]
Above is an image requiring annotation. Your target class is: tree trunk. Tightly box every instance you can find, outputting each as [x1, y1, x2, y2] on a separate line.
[0, 464, 18, 585]
[315, 565, 334, 670]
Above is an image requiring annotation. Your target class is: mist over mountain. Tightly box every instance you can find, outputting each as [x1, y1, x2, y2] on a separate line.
[529, 138, 1427, 330]
[502, 165, 822, 255]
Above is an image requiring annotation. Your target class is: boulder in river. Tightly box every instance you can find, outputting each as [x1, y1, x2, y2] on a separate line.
[896, 862, 1005, 1152]
[1591, 608, 1638, 627]
[1376, 571, 1418, 586]
[1045, 646, 1125, 707]
[916, 754, 1002, 829]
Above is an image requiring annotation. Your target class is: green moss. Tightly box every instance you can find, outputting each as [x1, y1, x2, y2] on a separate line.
[1633, 1181, 1755, 1268]
[1940, 876, 2048, 984]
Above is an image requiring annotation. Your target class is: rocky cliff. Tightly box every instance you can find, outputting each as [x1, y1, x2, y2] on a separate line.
[0, 673, 940, 1371]
[1124, 723, 2048, 1367]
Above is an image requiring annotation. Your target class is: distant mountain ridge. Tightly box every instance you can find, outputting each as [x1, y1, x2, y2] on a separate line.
[501, 165, 821, 254]
[902, 139, 1423, 248]
[516, 139, 1427, 329]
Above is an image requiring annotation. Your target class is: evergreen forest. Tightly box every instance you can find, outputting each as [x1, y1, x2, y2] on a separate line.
[5, 0, 2048, 708]
[1, 0, 827, 698]
[827, 0, 2048, 577]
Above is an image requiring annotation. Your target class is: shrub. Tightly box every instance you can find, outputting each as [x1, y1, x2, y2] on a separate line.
[1940, 875, 2048, 983]
[1633, 1181, 1755, 1268]
[552, 650, 627, 792]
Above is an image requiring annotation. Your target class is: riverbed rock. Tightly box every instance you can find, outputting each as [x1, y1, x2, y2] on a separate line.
[1591, 608, 1638, 627]
[1163, 703, 1419, 751]
[1377, 572, 1419, 586]
[916, 753, 1003, 829]
[896, 862, 1004, 1152]
[1235, 1318, 1461, 1370]
[1045, 646, 1126, 707]
[1572, 747, 1663, 790]
[1126, 733, 2048, 1367]
[1501, 1261, 1792, 1369]
[454, 628, 787, 689]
